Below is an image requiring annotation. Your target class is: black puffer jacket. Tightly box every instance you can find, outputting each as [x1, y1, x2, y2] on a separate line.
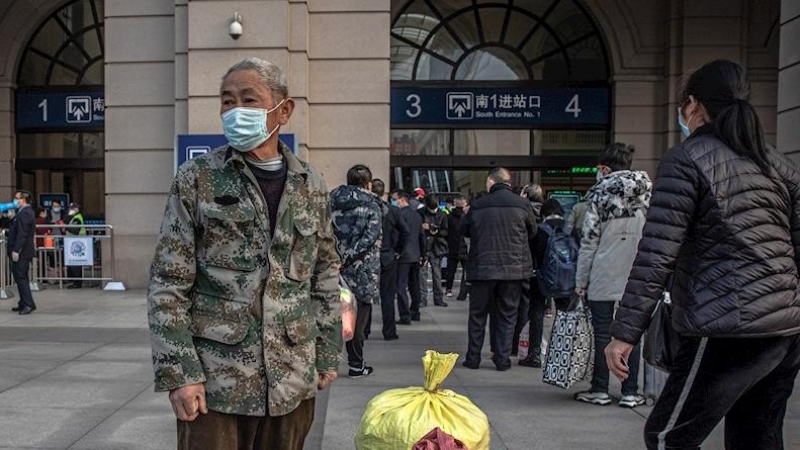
[612, 127, 800, 344]
[461, 184, 537, 281]
[447, 207, 469, 260]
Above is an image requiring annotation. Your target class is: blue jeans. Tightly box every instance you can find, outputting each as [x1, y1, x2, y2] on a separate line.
[589, 300, 641, 395]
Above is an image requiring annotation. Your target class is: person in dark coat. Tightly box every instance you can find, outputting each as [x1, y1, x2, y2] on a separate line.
[444, 196, 469, 301]
[512, 184, 545, 357]
[391, 190, 426, 323]
[372, 180, 409, 341]
[519, 199, 566, 368]
[419, 194, 449, 308]
[7, 190, 37, 314]
[607, 60, 800, 449]
[460, 168, 537, 371]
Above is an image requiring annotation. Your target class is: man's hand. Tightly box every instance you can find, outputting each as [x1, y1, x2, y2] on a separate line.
[11, 252, 19, 262]
[318, 371, 338, 390]
[575, 287, 586, 298]
[168, 383, 208, 422]
[605, 339, 635, 382]
[422, 223, 430, 231]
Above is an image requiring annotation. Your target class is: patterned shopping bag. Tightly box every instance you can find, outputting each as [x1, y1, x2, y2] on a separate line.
[542, 296, 594, 389]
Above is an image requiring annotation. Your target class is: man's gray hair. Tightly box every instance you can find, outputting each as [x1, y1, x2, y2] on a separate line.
[223, 58, 288, 100]
[488, 167, 512, 185]
[522, 184, 544, 202]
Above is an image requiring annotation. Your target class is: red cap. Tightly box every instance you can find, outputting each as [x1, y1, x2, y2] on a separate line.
[414, 188, 426, 197]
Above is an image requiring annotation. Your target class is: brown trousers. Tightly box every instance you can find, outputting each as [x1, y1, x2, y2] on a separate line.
[177, 398, 315, 450]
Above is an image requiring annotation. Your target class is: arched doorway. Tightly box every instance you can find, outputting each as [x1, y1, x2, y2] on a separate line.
[14, 0, 105, 220]
[390, 0, 610, 200]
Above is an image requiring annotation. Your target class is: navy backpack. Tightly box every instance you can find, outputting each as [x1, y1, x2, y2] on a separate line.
[538, 223, 578, 298]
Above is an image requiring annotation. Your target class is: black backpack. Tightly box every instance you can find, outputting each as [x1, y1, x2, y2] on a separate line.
[538, 223, 578, 298]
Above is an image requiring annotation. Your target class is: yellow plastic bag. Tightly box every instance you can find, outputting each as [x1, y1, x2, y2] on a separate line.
[355, 351, 490, 450]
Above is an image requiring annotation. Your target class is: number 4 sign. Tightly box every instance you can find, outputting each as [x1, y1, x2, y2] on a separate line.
[565, 94, 582, 118]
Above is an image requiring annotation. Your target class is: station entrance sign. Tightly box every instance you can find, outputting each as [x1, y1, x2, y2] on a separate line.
[16, 87, 105, 132]
[391, 84, 609, 128]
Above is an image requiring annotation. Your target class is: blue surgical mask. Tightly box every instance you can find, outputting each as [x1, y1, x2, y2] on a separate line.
[221, 101, 284, 152]
[390, 199, 399, 207]
[678, 107, 692, 137]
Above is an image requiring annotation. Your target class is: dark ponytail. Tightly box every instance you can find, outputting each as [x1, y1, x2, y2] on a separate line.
[681, 60, 771, 175]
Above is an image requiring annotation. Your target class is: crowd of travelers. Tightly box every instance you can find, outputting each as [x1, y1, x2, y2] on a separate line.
[145, 57, 800, 449]
[330, 59, 800, 450]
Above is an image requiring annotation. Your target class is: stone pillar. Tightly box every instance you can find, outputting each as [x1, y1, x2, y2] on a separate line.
[104, 1, 177, 287]
[0, 84, 13, 202]
[778, 0, 800, 161]
[306, 0, 390, 188]
[185, 1, 292, 135]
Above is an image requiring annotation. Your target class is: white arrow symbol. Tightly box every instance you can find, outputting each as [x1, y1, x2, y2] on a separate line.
[453, 103, 467, 118]
[72, 106, 86, 120]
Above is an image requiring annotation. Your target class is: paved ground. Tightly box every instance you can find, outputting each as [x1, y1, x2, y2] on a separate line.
[0, 286, 798, 449]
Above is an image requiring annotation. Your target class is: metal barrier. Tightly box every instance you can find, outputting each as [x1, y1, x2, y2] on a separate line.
[0, 224, 126, 293]
[0, 229, 12, 299]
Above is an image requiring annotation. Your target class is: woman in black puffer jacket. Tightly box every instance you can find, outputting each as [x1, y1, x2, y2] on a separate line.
[606, 60, 800, 450]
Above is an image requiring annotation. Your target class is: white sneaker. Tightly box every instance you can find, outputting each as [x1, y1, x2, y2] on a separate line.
[574, 391, 612, 405]
[619, 394, 646, 408]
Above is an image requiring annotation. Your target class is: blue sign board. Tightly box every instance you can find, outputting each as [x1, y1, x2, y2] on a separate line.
[38, 193, 70, 209]
[16, 88, 104, 131]
[391, 86, 608, 128]
[175, 134, 296, 172]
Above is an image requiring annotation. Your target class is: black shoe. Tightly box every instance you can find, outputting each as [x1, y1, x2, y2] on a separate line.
[67, 284, 81, 289]
[462, 361, 479, 370]
[348, 365, 374, 378]
[456, 296, 467, 301]
[18, 307, 34, 315]
[384, 335, 399, 341]
[397, 319, 412, 325]
[519, 356, 542, 368]
[434, 302, 448, 307]
[495, 365, 511, 372]
[420, 303, 428, 308]
[11, 306, 20, 312]
[411, 315, 421, 322]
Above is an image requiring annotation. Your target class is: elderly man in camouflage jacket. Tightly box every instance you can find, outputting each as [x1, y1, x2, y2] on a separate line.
[148, 58, 342, 450]
[330, 165, 383, 378]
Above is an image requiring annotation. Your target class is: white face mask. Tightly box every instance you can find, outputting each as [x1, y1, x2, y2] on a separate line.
[596, 170, 605, 183]
[69, 209, 77, 216]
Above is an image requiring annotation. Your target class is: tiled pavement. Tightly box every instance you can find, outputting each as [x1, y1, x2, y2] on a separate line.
[0, 288, 797, 449]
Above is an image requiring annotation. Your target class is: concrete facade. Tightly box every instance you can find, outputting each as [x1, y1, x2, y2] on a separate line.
[101, 0, 391, 286]
[779, 0, 800, 161]
[0, 0, 796, 287]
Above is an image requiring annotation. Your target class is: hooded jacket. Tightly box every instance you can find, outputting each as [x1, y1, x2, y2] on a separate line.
[612, 128, 800, 344]
[447, 207, 469, 260]
[330, 185, 383, 305]
[576, 170, 652, 301]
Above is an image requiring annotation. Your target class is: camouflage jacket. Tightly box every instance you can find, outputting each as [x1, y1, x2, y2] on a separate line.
[148, 142, 342, 417]
[330, 185, 382, 305]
